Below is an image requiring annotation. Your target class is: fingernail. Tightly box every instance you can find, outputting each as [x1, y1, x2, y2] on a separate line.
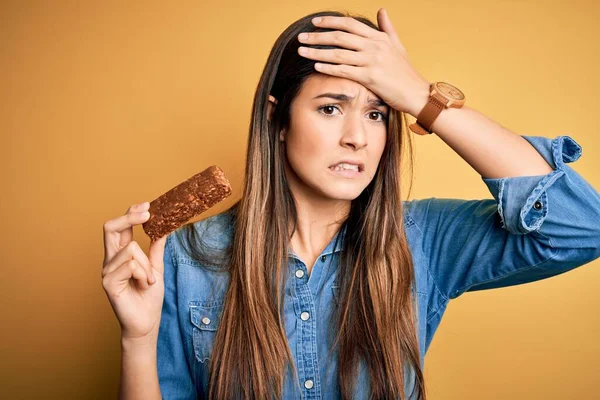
[142, 211, 150, 218]
[312, 17, 321, 24]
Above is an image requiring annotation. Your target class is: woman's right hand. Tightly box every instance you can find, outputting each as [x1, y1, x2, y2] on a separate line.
[102, 201, 168, 341]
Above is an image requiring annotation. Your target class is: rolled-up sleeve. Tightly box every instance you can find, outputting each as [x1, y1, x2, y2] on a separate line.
[405, 134, 600, 301]
[157, 234, 197, 399]
[482, 135, 599, 247]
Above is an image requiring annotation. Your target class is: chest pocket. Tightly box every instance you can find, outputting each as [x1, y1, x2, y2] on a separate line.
[190, 299, 225, 363]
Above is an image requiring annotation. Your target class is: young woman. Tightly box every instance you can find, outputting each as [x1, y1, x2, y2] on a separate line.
[102, 9, 600, 400]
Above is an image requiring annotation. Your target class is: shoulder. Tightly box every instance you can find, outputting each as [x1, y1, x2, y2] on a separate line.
[402, 197, 467, 232]
[187, 209, 235, 244]
[165, 210, 233, 300]
[167, 210, 235, 262]
[401, 198, 427, 232]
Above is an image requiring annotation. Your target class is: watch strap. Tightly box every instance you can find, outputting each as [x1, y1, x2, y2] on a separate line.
[408, 92, 446, 135]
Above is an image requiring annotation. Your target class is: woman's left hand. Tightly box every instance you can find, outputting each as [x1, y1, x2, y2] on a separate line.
[297, 8, 430, 116]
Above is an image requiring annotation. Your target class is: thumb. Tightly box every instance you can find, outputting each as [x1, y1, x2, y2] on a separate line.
[149, 235, 168, 275]
[378, 8, 406, 54]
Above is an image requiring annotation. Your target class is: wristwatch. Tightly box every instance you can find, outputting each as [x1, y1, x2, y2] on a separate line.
[408, 81, 466, 135]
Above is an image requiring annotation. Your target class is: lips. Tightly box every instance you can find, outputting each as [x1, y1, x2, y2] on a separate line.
[328, 165, 363, 178]
[328, 160, 365, 172]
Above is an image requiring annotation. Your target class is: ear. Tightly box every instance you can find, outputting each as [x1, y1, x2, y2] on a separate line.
[267, 95, 278, 123]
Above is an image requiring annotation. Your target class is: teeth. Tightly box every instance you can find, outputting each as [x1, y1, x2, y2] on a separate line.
[331, 163, 359, 172]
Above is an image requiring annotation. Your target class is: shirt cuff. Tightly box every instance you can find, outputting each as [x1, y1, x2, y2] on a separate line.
[481, 135, 583, 235]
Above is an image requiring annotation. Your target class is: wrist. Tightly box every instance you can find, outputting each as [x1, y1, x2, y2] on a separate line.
[407, 81, 432, 118]
[121, 333, 158, 351]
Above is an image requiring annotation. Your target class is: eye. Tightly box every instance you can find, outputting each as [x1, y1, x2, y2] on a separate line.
[318, 104, 388, 123]
[368, 111, 388, 122]
[318, 104, 341, 116]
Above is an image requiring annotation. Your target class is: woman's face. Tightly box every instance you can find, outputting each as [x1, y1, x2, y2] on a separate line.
[273, 74, 389, 202]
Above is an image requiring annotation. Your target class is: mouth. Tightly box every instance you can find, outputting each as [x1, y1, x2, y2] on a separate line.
[328, 165, 363, 178]
[328, 161, 364, 172]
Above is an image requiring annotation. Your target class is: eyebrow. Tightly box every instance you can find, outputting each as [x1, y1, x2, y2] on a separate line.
[312, 93, 388, 108]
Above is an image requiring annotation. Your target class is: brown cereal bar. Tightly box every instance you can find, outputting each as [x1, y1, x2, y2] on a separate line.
[142, 165, 232, 241]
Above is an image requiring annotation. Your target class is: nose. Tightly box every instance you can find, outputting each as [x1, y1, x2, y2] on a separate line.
[341, 114, 368, 150]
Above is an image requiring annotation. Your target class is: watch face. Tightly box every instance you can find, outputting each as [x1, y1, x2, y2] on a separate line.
[436, 82, 465, 100]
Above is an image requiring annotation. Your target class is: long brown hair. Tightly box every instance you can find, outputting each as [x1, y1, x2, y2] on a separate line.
[174, 9, 425, 399]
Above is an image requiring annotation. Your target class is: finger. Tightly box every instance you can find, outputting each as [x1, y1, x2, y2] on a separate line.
[312, 15, 378, 39]
[103, 202, 150, 256]
[118, 201, 151, 246]
[103, 204, 150, 265]
[148, 235, 168, 275]
[103, 259, 149, 296]
[377, 8, 406, 54]
[298, 30, 367, 52]
[298, 46, 366, 67]
[103, 240, 156, 285]
[313, 63, 366, 84]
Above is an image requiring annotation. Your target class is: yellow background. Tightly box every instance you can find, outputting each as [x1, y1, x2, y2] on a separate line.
[1, 1, 599, 398]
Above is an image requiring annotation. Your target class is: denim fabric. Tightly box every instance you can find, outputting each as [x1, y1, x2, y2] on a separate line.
[156, 135, 600, 399]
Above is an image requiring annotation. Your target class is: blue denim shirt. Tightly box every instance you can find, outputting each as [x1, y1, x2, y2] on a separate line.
[157, 135, 600, 399]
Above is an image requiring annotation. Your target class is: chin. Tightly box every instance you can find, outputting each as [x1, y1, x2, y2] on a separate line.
[321, 186, 364, 201]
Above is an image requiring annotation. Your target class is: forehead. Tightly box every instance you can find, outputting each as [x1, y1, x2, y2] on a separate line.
[299, 74, 381, 101]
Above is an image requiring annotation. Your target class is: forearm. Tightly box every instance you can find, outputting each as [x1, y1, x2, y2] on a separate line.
[408, 84, 554, 179]
[119, 336, 162, 400]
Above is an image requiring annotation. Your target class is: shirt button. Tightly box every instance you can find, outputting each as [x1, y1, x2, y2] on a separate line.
[201, 317, 211, 325]
[304, 379, 314, 389]
[533, 200, 542, 210]
[300, 311, 310, 321]
[295, 269, 305, 278]
[321, 255, 326, 262]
